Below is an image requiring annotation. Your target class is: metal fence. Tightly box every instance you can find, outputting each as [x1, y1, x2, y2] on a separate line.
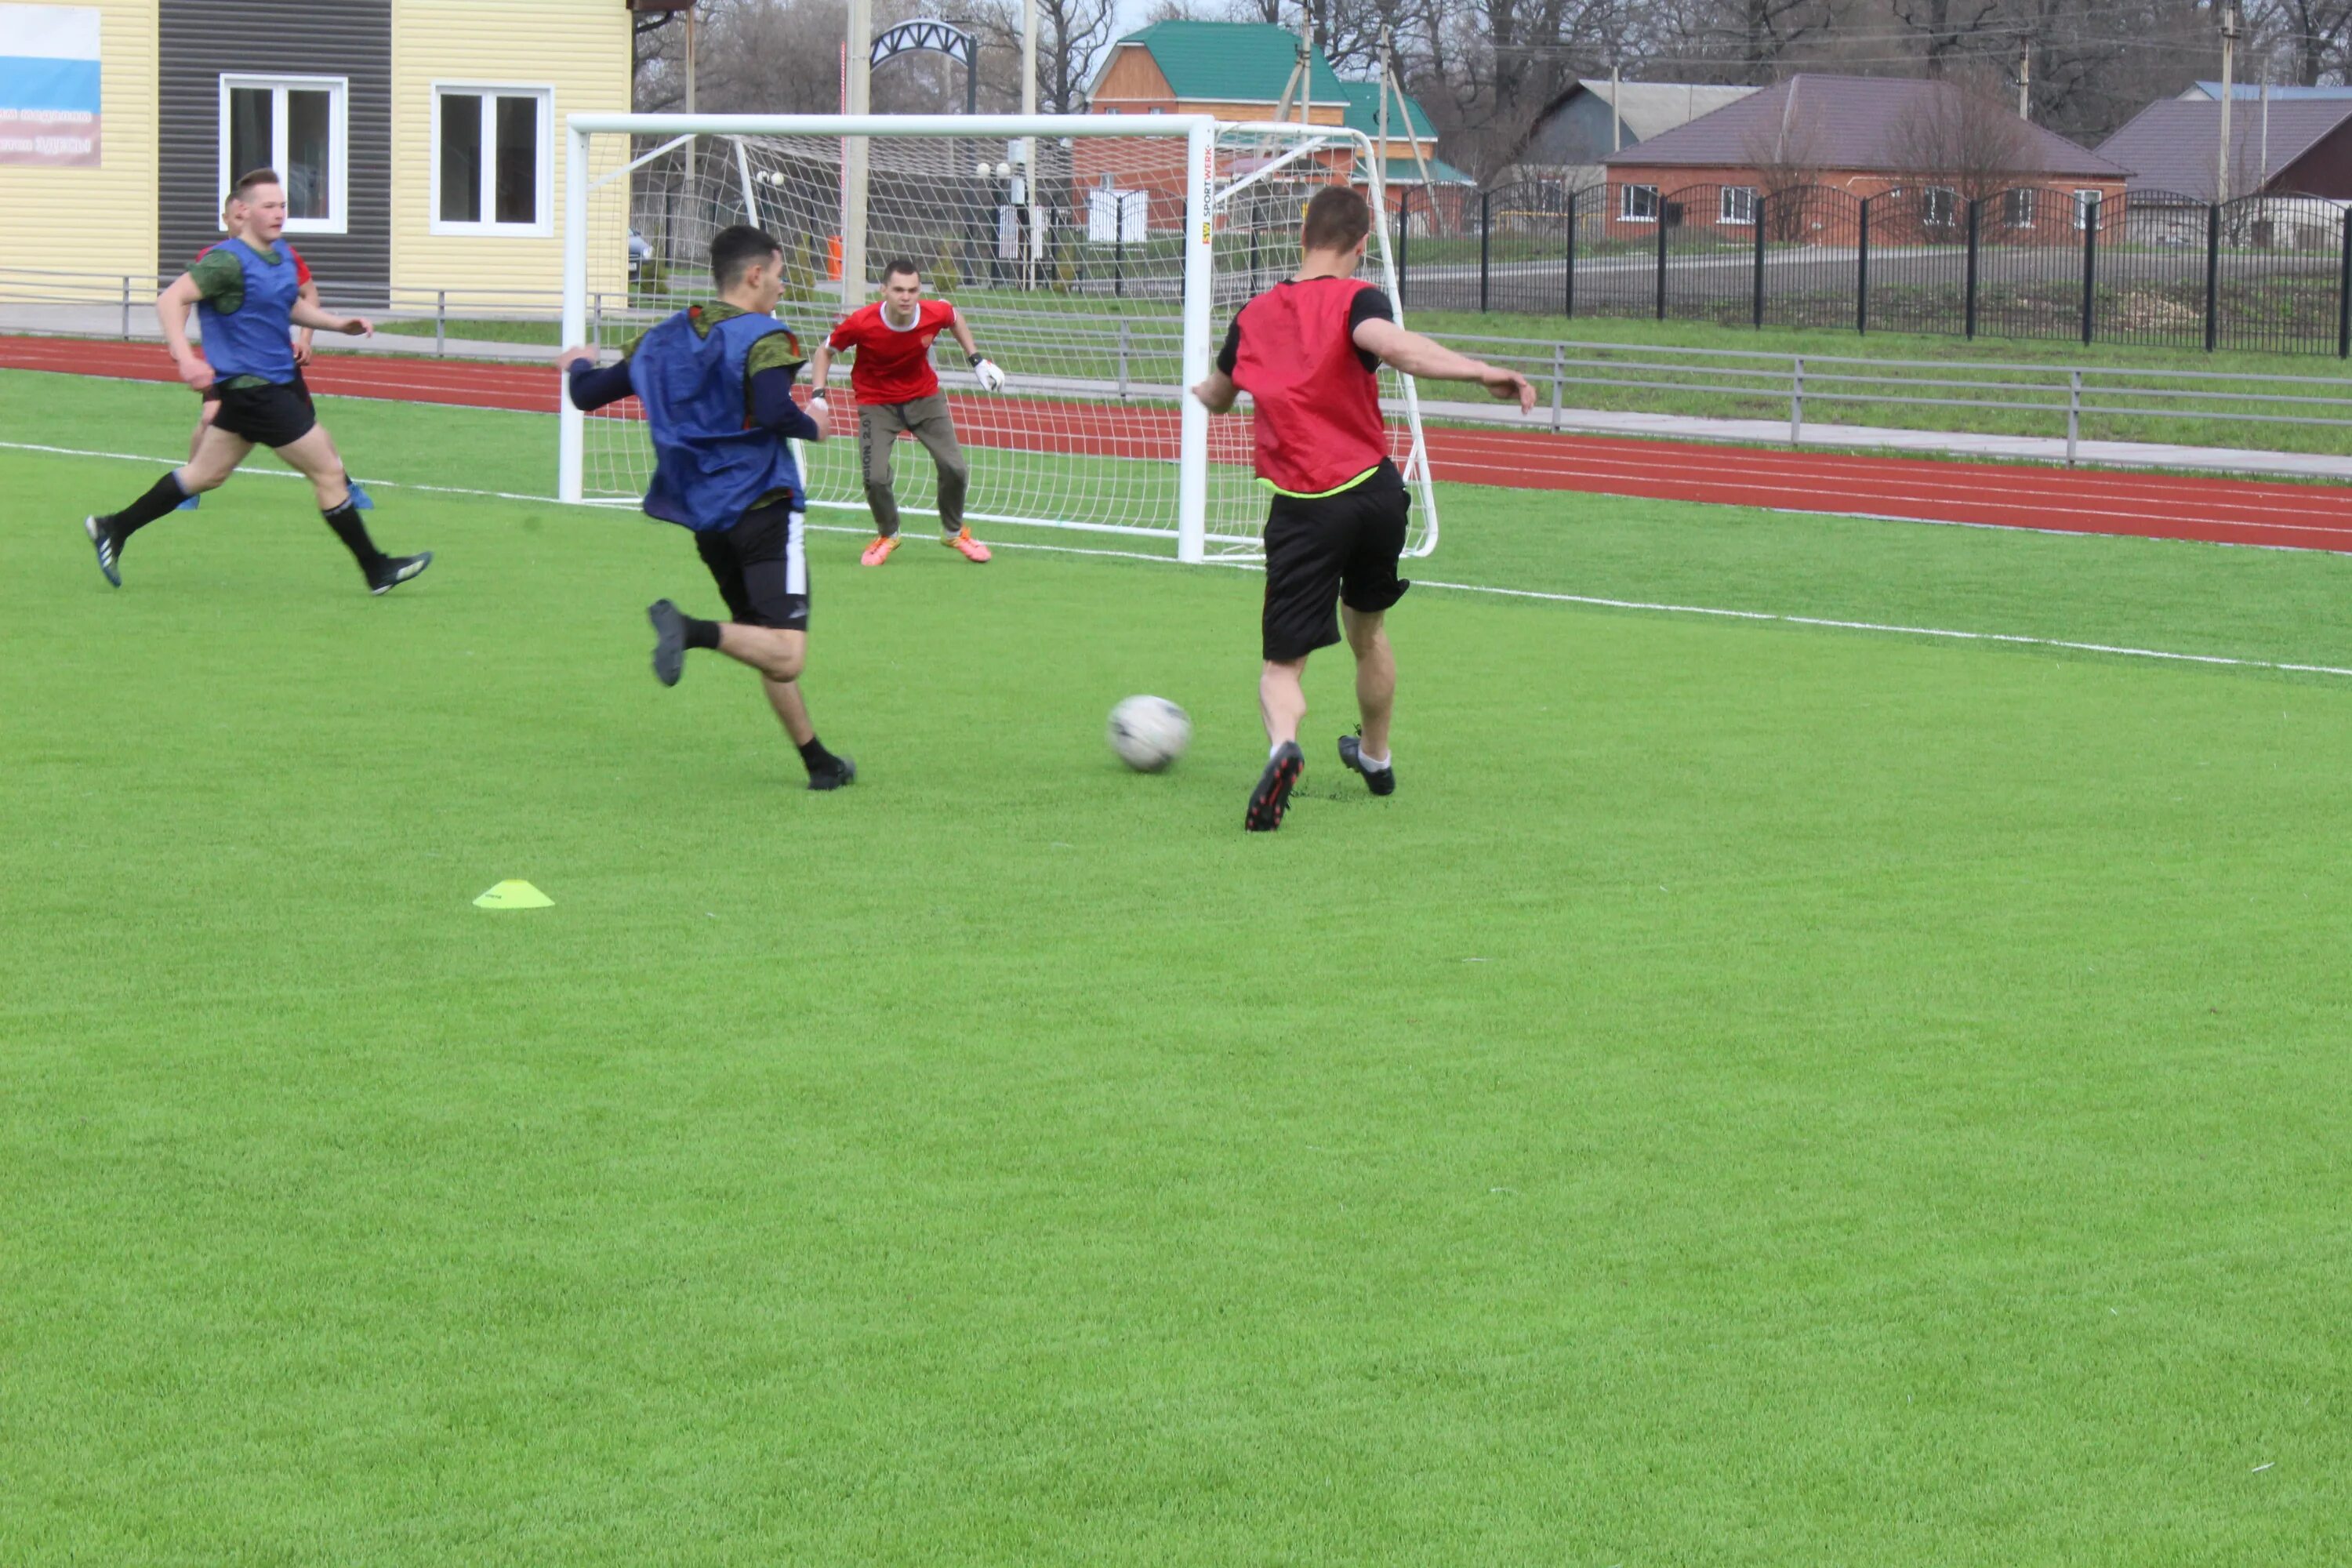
[1395, 180, 2352, 357]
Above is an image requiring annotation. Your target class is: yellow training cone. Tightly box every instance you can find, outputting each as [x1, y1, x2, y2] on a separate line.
[474, 879, 553, 909]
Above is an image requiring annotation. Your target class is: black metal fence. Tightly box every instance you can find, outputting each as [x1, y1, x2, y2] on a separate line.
[1392, 180, 2352, 357]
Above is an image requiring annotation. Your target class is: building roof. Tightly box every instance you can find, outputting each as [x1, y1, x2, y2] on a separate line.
[1574, 79, 1759, 142]
[2100, 96, 2352, 196]
[1095, 20, 1348, 107]
[1600, 74, 2129, 179]
[1338, 80, 1436, 140]
[2183, 80, 2352, 101]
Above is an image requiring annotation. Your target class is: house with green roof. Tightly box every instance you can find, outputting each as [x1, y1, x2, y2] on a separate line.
[1089, 20, 1465, 191]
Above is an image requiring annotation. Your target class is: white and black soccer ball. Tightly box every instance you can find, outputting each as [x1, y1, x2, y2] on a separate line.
[1106, 695, 1191, 772]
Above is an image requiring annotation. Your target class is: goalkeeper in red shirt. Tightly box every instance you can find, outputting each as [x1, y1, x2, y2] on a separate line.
[808, 259, 1004, 566]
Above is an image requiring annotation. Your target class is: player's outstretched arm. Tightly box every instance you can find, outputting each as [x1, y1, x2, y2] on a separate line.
[1189, 367, 1241, 415]
[946, 307, 1005, 390]
[1352, 318, 1535, 412]
[555, 345, 633, 412]
[291, 296, 373, 337]
[156, 273, 212, 389]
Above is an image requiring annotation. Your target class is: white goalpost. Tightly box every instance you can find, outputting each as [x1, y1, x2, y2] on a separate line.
[560, 112, 1439, 564]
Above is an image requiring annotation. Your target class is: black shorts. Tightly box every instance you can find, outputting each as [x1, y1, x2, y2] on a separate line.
[1260, 461, 1412, 662]
[209, 379, 318, 448]
[695, 496, 809, 631]
[202, 368, 312, 413]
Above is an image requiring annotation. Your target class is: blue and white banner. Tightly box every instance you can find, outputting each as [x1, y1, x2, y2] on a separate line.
[0, 5, 103, 166]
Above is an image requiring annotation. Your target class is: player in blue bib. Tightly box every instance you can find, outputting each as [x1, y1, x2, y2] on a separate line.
[79, 167, 430, 595]
[559, 225, 851, 790]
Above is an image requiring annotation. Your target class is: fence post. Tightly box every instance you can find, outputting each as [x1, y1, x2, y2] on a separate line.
[592, 291, 604, 350]
[2067, 368, 2081, 465]
[1479, 189, 1492, 313]
[1654, 205, 1668, 321]
[2080, 195, 2098, 346]
[1752, 193, 1766, 328]
[1551, 340, 1564, 432]
[120, 274, 131, 339]
[1791, 355, 1805, 444]
[1963, 198, 1980, 339]
[1856, 198, 1870, 335]
[2338, 205, 2351, 358]
[1563, 187, 1577, 318]
[1114, 227, 1124, 299]
[2204, 203, 2221, 353]
[434, 289, 446, 357]
[1249, 223, 1261, 295]
[1117, 318, 1130, 400]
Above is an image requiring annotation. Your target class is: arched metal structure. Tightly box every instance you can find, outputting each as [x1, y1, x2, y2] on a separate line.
[870, 20, 977, 118]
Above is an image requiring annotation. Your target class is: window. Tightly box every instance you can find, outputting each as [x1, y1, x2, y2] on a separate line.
[1621, 183, 1659, 222]
[2074, 188, 2102, 230]
[432, 84, 553, 235]
[2004, 187, 2038, 227]
[1720, 185, 1757, 225]
[1923, 185, 1958, 227]
[219, 75, 347, 233]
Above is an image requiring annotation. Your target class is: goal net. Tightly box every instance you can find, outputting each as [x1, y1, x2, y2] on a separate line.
[561, 114, 1438, 562]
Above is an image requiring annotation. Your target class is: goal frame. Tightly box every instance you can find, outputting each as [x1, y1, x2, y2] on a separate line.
[561, 111, 1436, 564]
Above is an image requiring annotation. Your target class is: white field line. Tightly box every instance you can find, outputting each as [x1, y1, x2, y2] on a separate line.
[10, 438, 2352, 680]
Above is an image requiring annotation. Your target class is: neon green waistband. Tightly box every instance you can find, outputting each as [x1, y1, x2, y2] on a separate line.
[1260, 464, 1382, 500]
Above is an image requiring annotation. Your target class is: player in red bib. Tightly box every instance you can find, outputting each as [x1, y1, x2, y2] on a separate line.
[1192, 185, 1534, 831]
[808, 258, 1005, 565]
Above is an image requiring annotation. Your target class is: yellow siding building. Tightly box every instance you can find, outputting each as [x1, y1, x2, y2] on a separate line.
[0, 0, 159, 279]
[389, 0, 631, 301]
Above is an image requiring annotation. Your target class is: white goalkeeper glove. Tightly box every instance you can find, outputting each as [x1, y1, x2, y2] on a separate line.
[969, 354, 1006, 393]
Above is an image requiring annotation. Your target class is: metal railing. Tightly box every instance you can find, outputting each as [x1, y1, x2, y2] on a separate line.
[9, 267, 2351, 462]
[1434, 332, 2352, 460]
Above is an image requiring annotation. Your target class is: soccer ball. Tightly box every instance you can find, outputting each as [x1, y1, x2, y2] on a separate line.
[1107, 695, 1190, 772]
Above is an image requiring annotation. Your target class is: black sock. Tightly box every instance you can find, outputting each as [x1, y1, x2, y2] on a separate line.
[681, 615, 721, 652]
[105, 471, 188, 539]
[321, 498, 388, 572]
[797, 736, 836, 770]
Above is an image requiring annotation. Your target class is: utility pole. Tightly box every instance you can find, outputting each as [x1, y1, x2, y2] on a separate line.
[1375, 27, 1390, 212]
[844, 0, 870, 303]
[1610, 60, 1622, 153]
[1020, 0, 1040, 289]
[2217, 3, 2238, 205]
[2019, 42, 2030, 118]
[682, 2, 699, 186]
[2259, 53, 2273, 188]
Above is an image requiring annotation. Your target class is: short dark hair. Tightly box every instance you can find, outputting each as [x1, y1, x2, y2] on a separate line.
[1301, 185, 1371, 253]
[883, 257, 920, 281]
[230, 168, 281, 202]
[710, 224, 783, 289]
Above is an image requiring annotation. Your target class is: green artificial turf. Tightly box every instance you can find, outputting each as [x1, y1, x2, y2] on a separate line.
[5, 376, 2350, 1564]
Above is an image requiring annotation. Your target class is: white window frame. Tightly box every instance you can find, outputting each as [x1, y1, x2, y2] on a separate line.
[1720, 185, 1757, 226]
[2073, 187, 2103, 230]
[1621, 183, 1659, 223]
[218, 74, 349, 235]
[429, 82, 556, 238]
[2004, 187, 2038, 228]
[1923, 185, 1958, 227]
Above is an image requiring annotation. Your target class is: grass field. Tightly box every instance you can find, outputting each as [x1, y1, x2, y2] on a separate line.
[5, 372, 2351, 1563]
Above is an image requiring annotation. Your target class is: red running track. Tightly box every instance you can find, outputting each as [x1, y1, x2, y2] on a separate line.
[9, 333, 2351, 554]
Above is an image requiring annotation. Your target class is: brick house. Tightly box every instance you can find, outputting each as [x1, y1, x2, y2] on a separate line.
[1598, 75, 2129, 243]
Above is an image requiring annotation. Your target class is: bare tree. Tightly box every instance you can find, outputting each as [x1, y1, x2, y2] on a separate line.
[971, 0, 1120, 111]
[1741, 94, 1831, 235]
[1886, 69, 2041, 217]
